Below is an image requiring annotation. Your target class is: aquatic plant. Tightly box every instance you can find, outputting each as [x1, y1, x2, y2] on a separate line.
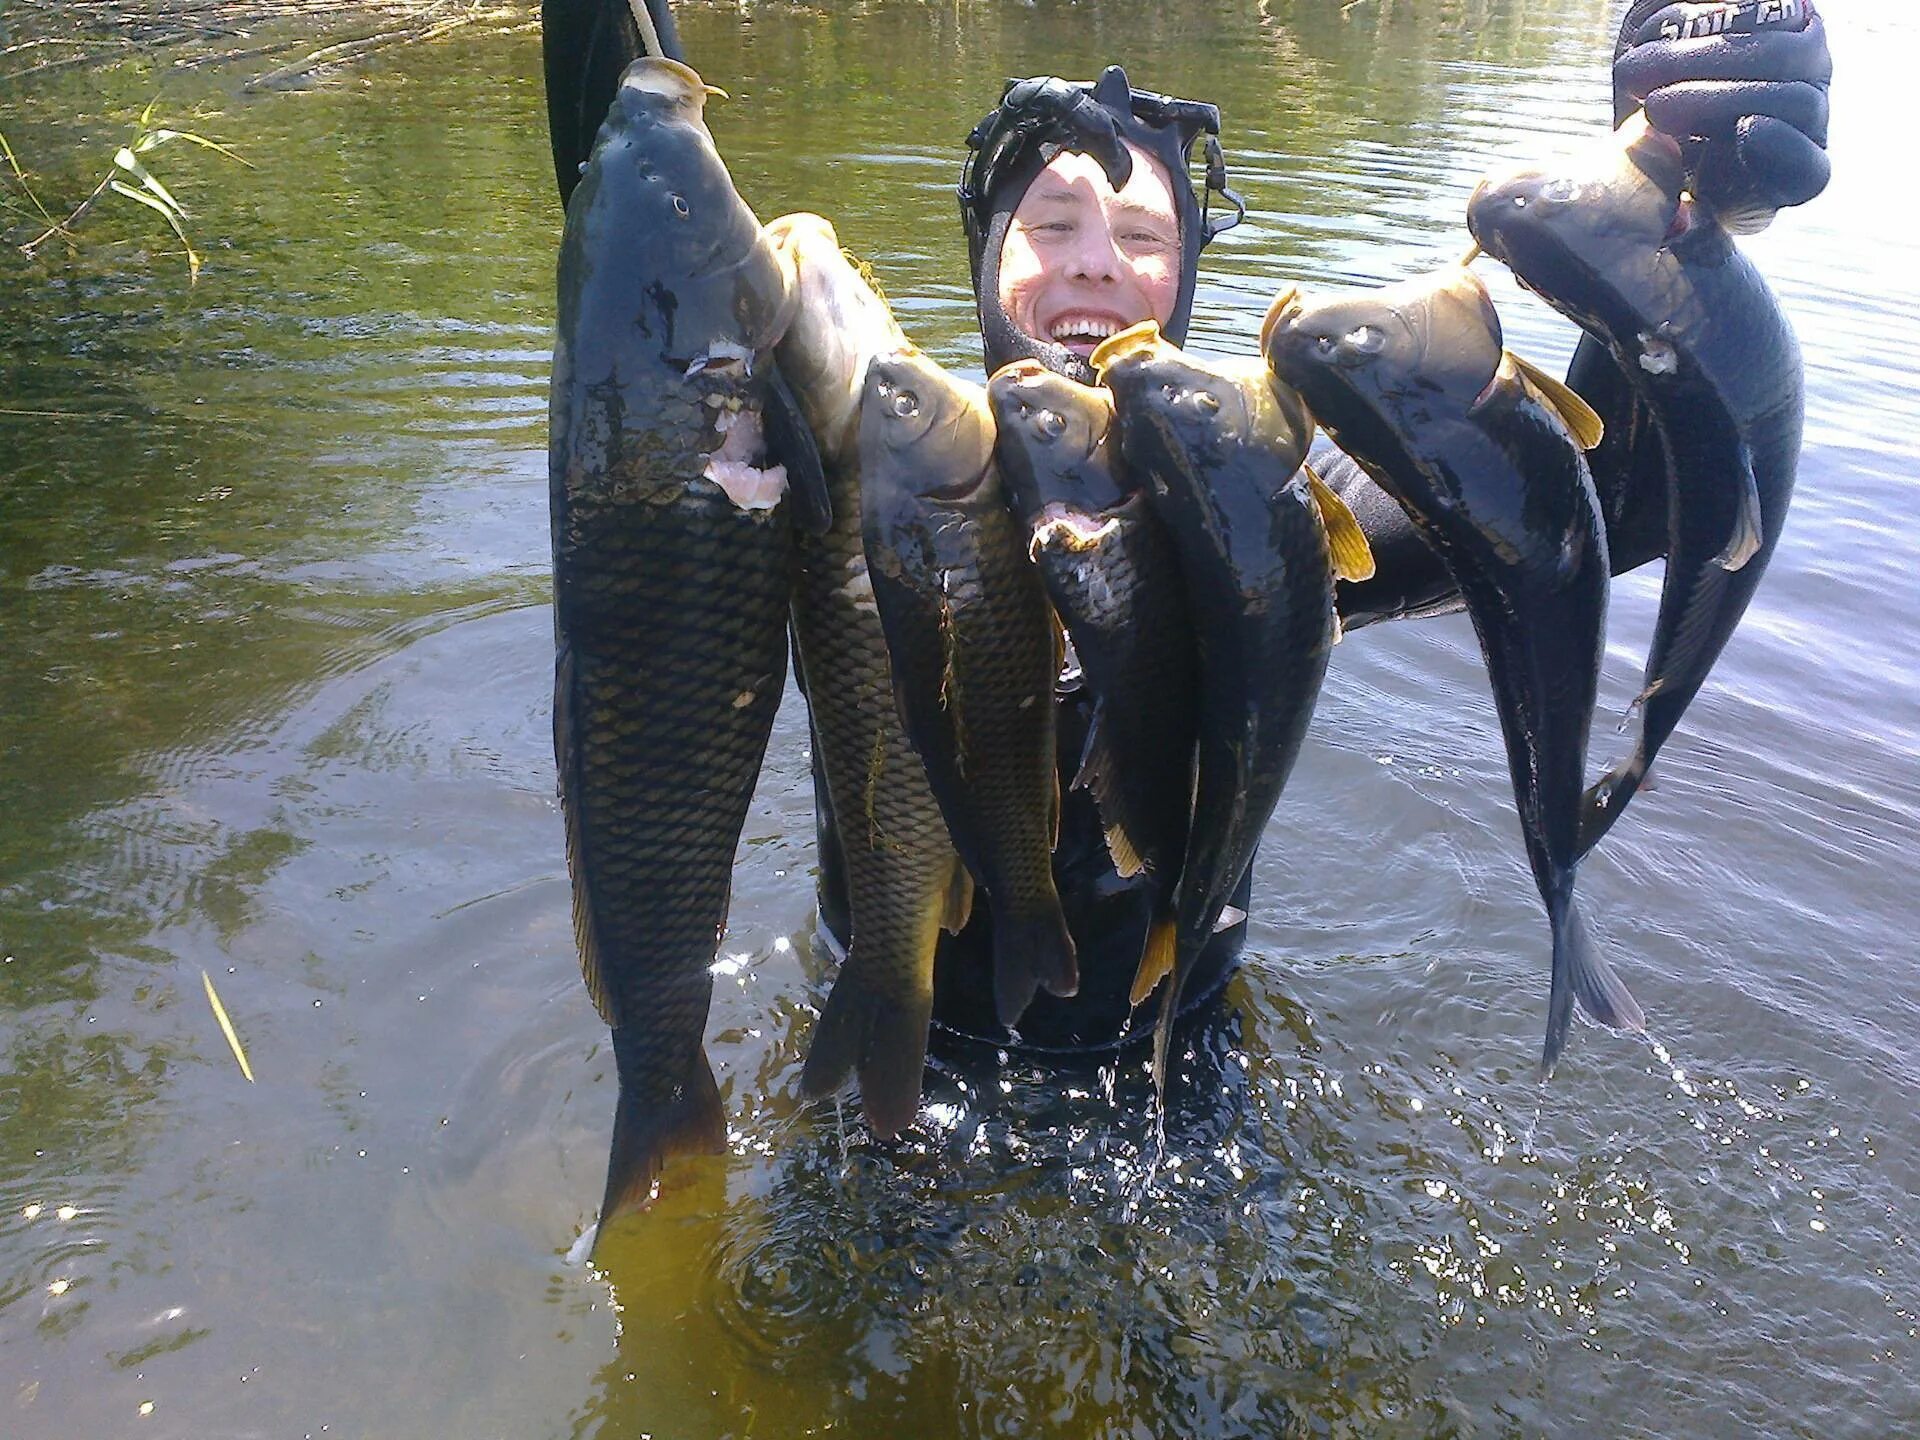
[6, 102, 250, 282]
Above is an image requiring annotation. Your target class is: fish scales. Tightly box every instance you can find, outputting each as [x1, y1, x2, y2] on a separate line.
[860, 352, 1078, 1029]
[989, 364, 1198, 930]
[550, 58, 806, 1232]
[770, 217, 965, 1136]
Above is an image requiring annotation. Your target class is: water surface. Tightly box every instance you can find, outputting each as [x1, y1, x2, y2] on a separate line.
[2, 2, 1916, 1435]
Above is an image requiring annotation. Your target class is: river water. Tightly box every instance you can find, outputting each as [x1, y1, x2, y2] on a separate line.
[1, 1, 1914, 1435]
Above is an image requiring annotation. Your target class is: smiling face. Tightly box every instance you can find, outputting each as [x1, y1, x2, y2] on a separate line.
[995, 144, 1181, 357]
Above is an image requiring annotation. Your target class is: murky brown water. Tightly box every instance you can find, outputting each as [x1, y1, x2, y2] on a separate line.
[3, 2, 1916, 1435]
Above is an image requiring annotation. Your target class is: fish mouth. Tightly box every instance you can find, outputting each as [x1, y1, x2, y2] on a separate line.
[1436, 261, 1495, 314]
[987, 360, 1106, 461]
[1258, 285, 1303, 356]
[1088, 320, 1167, 379]
[620, 57, 730, 115]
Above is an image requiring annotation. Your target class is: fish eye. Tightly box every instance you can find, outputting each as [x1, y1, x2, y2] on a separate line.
[1036, 408, 1066, 439]
[1193, 391, 1222, 415]
[890, 389, 920, 419]
[1536, 177, 1577, 205]
[1342, 324, 1386, 356]
[670, 194, 691, 217]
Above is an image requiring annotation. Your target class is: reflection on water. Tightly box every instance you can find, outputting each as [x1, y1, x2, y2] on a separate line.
[3, 1, 1918, 1436]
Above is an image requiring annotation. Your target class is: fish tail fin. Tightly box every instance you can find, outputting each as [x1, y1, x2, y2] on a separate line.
[1576, 752, 1649, 859]
[1148, 962, 1180, 1106]
[1129, 912, 1178, 1009]
[799, 963, 934, 1139]
[1541, 891, 1648, 1079]
[990, 901, 1079, 1028]
[599, 1033, 726, 1227]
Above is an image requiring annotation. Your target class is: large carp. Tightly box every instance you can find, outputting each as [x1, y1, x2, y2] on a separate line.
[1467, 114, 1803, 858]
[1091, 322, 1367, 1080]
[767, 215, 971, 1136]
[986, 361, 1199, 1008]
[1264, 264, 1645, 1075]
[858, 350, 1079, 1031]
[550, 59, 825, 1228]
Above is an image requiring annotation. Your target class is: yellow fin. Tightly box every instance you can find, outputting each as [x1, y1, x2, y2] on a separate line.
[1088, 320, 1166, 378]
[1072, 704, 1144, 878]
[1104, 822, 1145, 880]
[1129, 917, 1177, 1009]
[1507, 351, 1605, 451]
[1305, 464, 1377, 582]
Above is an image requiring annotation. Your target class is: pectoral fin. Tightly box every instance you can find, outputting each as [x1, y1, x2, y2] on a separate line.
[763, 361, 832, 535]
[556, 642, 614, 1028]
[1714, 444, 1764, 572]
[1304, 465, 1376, 582]
[1129, 915, 1177, 1008]
[941, 858, 975, 934]
[1507, 351, 1605, 451]
[1073, 706, 1146, 879]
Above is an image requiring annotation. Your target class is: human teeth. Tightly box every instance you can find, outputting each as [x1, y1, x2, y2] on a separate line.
[1049, 317, 1120, 340]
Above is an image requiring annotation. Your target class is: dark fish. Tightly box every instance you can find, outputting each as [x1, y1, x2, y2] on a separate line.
[859, 350, 1078, 1029]
[1467, 113, 1802, 858]
[767, 215, 970, 1136]
[549, 60, 820, 1229]
[986, 360, 1198, 1007]
[1091, 322, 1361, 1078]
[1264, 264, 1645, 1075]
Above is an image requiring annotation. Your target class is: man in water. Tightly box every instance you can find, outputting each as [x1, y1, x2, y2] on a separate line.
[542, 0, 1833, 1056]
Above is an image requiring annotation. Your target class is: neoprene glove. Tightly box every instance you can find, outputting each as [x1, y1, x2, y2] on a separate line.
[1612, 0, 1832, 232]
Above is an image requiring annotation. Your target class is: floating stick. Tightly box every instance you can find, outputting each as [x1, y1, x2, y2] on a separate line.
[202, 970, 255, 1083]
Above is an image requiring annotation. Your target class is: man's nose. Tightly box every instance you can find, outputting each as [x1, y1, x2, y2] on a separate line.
[1063, 219, 1123, 283]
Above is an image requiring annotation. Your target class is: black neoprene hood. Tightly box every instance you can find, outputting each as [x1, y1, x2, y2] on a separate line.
[960, 65, 1245, 383]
